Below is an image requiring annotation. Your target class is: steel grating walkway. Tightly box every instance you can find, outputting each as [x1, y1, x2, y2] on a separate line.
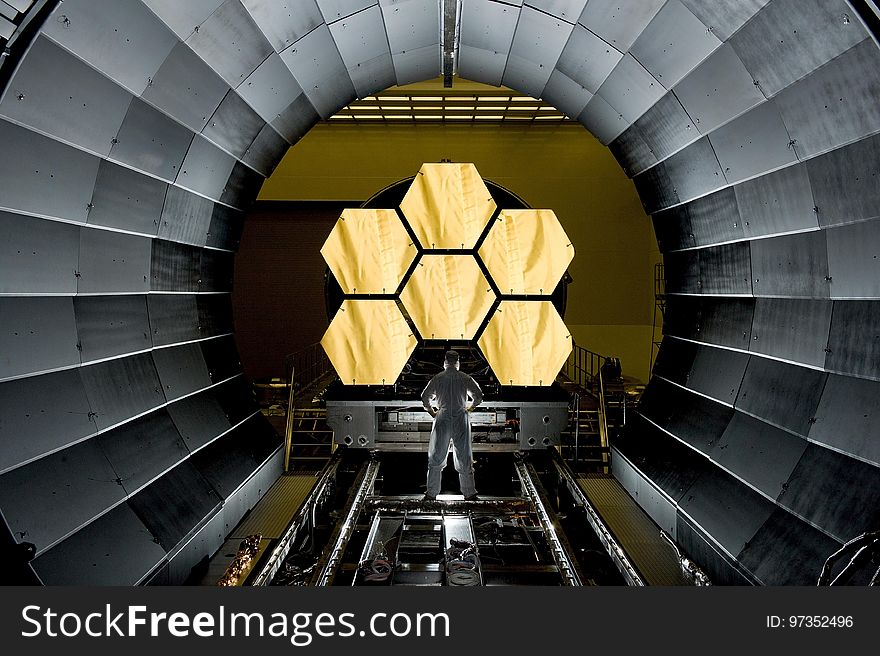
[230, 473, 319, 540]
[576, 476, 689, 586]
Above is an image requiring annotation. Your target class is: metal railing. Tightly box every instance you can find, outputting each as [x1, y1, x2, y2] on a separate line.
[283, 343, 334, 472]
[563, 343, 611, 471]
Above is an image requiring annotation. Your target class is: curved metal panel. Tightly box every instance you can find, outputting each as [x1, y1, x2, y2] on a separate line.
[79, 353, 166, 431]
[597, 54, 665, 124]
[77, 229, 152, 294]
[141, 0, 226, 41]
[150, 240, 200, 292]
[810, 374, 880, 467]
[698, 297, 754, 349]
[652, 205, 695, 253]
[555, 23, 622, 95]
[241, 123, 288, 177]
[749, 230, 829, 298]
[749, 298, 832, 368]
[0, 212, 79, 294]
[206, 204, 245, 251]
[580, 92, 630, 147]
[220, 161, 265, 208]
[191, 420, 267, 498]
[826, 218, 880, 298]
[146, 295, 201, 346]
[652, 336, 698, 385]
[735, 358, 826, 436]
[679, 0, 770, 42]
[167, 387, 233, 453]
[318, 0, 377, 23]
[88, 160, 166, 236]
[663, 136, 726, 205]
[675, 515, 756, 585]
[458, 0, 518, 85]
[528, 0, 586, 22]
[159, 186, 214, 247]
[202, 90, 265, 160]
[633, 93, 698, 170]
[0, 297, 79, 380]
[391, 44, 441, 86]
[199, 250, 235, 292]
[502, 6, 573, 97]
[684, 187, 743, 248]
[238, 52, 304, 122]
[198, 295, 236, 339]
[271, 94, 321, 144]
[686, 344, 748, 405]
[329, 5, 395, 97]
[632, 160, 678, 214]
[577, 0, 663, 53]
[241, 0, 324, 52]
[699, 242, 751, 295]
[807, 133, 880, 229]
[609, 125, 656, 179]
[177, 135, 238, 201]
[825, 300, 880, 380]
[152, 343, 212, 403]
[74, 294, 152, 363]
[663, 250, 699, 295]
[382, 0, 440, 81]
[200, 335, 242, 383]
[0, 369, 95, 475]
[540, 70, 592, 120]
[734, 163, 817, 238]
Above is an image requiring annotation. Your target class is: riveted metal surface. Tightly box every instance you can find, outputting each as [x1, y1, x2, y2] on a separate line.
[460, 0, 518, 58]
[280, 24, 356, 119]
[167, 387, 233, 452]
[679, 0, 770, 42]
[0, 369, 95, 475]
[146, 295, 201, 346]
[0, 439, 126, 555]
[663, 136, 726, 206]
[458, 44, 507, 86]
[329, 5, 394, 96]
[141, 0, 226, 40]
[749, 298, 832, 369]
[198, 250, 235, 292]
[663, 295, 701, 341]
[632, 93, 698, 171]
[159, 186, 214, 247]
[734, 163, 817, 238]
[271, 94, 321, 144]
[192, 422, 266, 498]
[42, 0, 178, 95]
[698, 297, 754, 349]
[150, 240, 200, 292]
[729, 0, 867, 99]
[318, 0, 377, 23]
[502, 6, 574, 95]
[0, 297, 78, 380]
[684, 187, 743, 248]
[807, 133, 880, 229]
[711, 411, 808, 499]
[0, 120, 100, 222]
[238, 52, 304, 122]
[555, 23, 622, 95]
[652, 336, 698, 385]
[110, 98, 193, 182]
[749, 231, 829, 298]
[177, 135, 238, 201]
[686, 343, 748, 405]
[630, 0, 720, 89]
[632, 161, 678, 214]
[346, 53, 397, 97]
[206, 204, 245, 251]
[709, 100, 796, 185]
[202, 91, 265, 159]
[0, 212, 79, 294]
[674, 514, 756, 585]
[825, 300, 880, 380]
[96, 410, 189, 495]
[777, 444, 880, 542]
[197, 295, 235, 339]
[652, 205, 694, 252]
[735, 358, 826, 436]
[77, 229, 152, 294]
[0, 36, 132, 157]
[699, 242, 751, 295]
[810, 374, 880, 467]
[241, 0, 324, 52]
[673, 43, 765, 135]
[88, 161, 166, 236]
[597, 54, 666, 124]
[31, 503, 166, 585]
[577, 0, 664, 52]
[579, 93, 628, 145]
[609, 125, 656, 177]
[213, 377, 259, 426]
[540, 70, 592, 119]
[142, 42, 229, 133]
[527, 0, 586, 22]
[78, 353, 166, 431]
[776, 38, 880, 160]
[391, 44, 441, 85]
[185, 0, 273, 86]
[825, 219, 880, 298]
[74, 294, 152, 364]
[664, 250, 699, 295]
[152, 343, 212, 403]
[382, 0, 438, 56]
[200, 335, 242, 385]
[241, 123, 288, 177]
[220, 162, 265, 208]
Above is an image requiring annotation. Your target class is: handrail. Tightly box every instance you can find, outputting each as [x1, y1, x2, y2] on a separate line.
[564, 342, 612, 468]
[283, 343, 333, 471]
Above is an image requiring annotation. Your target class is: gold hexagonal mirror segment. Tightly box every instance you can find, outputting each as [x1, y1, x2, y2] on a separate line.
[399, 163, 497, 249]
[320, 209, 417, 295]
[478, 301, 572, 386]
[400, 254, 496, 340]
[478, 209, 574, 295]
[321, 299, 417, 385]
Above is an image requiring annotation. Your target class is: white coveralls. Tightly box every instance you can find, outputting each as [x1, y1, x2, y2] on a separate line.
[421, 364, 483, 498]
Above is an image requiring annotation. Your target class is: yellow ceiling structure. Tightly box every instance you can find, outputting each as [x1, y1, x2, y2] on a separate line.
[479, 209, 574, 295]
[320, 208, 416, 294]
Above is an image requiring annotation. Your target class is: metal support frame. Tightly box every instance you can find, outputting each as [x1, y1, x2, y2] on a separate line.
[441, 0, 460, 87]
[650, 261, 666, 374]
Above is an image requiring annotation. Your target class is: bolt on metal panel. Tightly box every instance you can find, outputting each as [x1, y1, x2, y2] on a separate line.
[578, 92, 628, 145]
[270, 94, 321, 144]
[381, 0, 439, 55]
[43, 0, 178, 95]
[459, 0, 518, 59]
[77, 229, 152, 294]
[597, 53, 666, 124]
[78, 353, 167, 431]
[74, 294, 152, 364]
[632, 92, 699, 171]
[577, 0, 664, 52]
[539, 69, 592, 119]
[241, 123, 288, 177]
[176, 134, 239, 201]
[152, 343, 212, 403]
[150, 239, 200, 292]
[652, 336, 698, 385]
[0, 297, 78, 381]
[391, 44, 442, 86]
[198, 250, 235, 292]
[317, 0, 378, 23]
[749, 298, 832, 369]
[146, 295, 201, 346]
[202, 91, 265, 160]
[825, 300, 880, 380]
[679, 0, 770, 42]
[0, 212, 80, 294]
[141, 0, 226, 40]
[699, 242, 752, 295]
[197, 298, 235, 343]
[608, 123, 657, 177]
[652, 205, 695, 252]
[734, 162, 817, 239]
[807, 132, 880, 229]
[663, 136, 727, 205]
[502, 6, 574, 95]
[220, 161, 265, 208]
[825, 218, 880, 299]
[683, 187, 743, 248]
[810, 373, 880, 467]
[167, 387, 234, 452]
[240, 0, 324, 52]
[663, 250, 699, 295]
[88, 161, 167, 237]
[347, 53, 398, 97]
[686, 343, 749, 405]
[158, 186, 214, 247]
[238, 52, 305, 122]
[206, 205, 245, 252]
[749, 230, 830, 299]
[110, 98, 194, 182]
[457, 44, 508, 87]
[330, 4, 392, 68]
[555, 23, 622, 95]
[697, 297, 755, 350]
[527, 0, 587, 23]
[632, 160, 678, 214]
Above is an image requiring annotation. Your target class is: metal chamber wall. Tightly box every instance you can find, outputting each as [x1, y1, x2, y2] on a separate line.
[0, 0, 878, 585]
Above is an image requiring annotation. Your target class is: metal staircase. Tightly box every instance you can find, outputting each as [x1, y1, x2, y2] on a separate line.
[282, 344, 337, 473]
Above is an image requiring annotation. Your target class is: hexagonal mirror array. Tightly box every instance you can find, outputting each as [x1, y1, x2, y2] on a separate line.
[320, 163, 574, 386]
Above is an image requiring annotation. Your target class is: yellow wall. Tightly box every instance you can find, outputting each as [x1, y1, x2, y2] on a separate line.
[259, 122, 657, 381]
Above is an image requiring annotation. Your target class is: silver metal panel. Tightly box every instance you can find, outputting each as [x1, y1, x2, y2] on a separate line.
[734, 163, 818, 239]
[674, 43, 765, 135]
[241, 124, 287, 177]
[597, 54, 665, 124]
[652, 205, 694, 252]
[811, 374, 880, 467]
[577, 0, 664, 52]
[679, 0, 770, 41]
[735, 358, 827, 436]
[2, 0, 29, 13]
[457, 44, 507, 87]
[712, 411, 807, 499]
[664, 250, 699, 295]
[142, 41, 229, 133]
[686, 344, 748, 405]
[151, 343, 212, 402]
[663, 136, 726, 205]
[280, 24, 357, 119]
[555, 23, 622, 95]
[749, 298, 832, 369]
[167, 388, 232, 452]
[775, 38, 880, 160]
[0, 212, 79, 294]
[197, 296, 235, 339]
[146, 295, 201, 346]
[167, 503, 226, 585]
[608, 124, 656, 177]
[685, 187, 743, 248]
[241, 0, 324, 52]
[391, 44, 441, 85]
[459, 0, 518, 57]
[577, 93, 627, 145]
[729, 0, 867, 98]
[540, 70, 591, 120]
[238, 53, 304, 122]
[200, 334, 242, 382]
[640, 379, 733, 455]
[381, 0, 438, 55]
[708, 100, 797, 185]
[79, 353, 166, 431]
[202, 91, 265, 159]
[633, 161, 678, 214]
[344, 52, 395, 98]
[0, 120, 100, 223]
[176, 135, 239, 201]
[192, 427, 263, 499]
[502, 6, 573, 95]
[77, 229, 152, 294]
[42, 0, 177, 95]
[699, 242, 751, 295]
[807, 133, 880, 229]
[74, 294, 152, 364]
[825, 300, 880, 380]
[31, 503, 166, 586]
[318, 0, 377, 22]
[630, 0, 720, 89]
[698, 298, 754, 350]
[0, 440, 125, 554]
[150, 240, 200, 292]
[207, 205, 246, 251]
[633, 92, 698, 168]
[198, 251, 235, 293]
[141, 0, 225, 40]
[270, 94, 321, 144]
[0, 15, 14, 39]
[826, 219, 880, 299]
[109, 98, 194, 182]
[185, 0, 273, 86]
[220, 162, 265, 208]
[159, 186, 214, 247]
[0, 297, 79, 381]
[88, 160, 166, 236]
[527, 0, 586, 22]
[749, 231, 829, 299]
[502, 54, 553, 99]
[0, 369, 95, 475]
[329, 7, 395, 96]
[0, 36, 132, 157]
